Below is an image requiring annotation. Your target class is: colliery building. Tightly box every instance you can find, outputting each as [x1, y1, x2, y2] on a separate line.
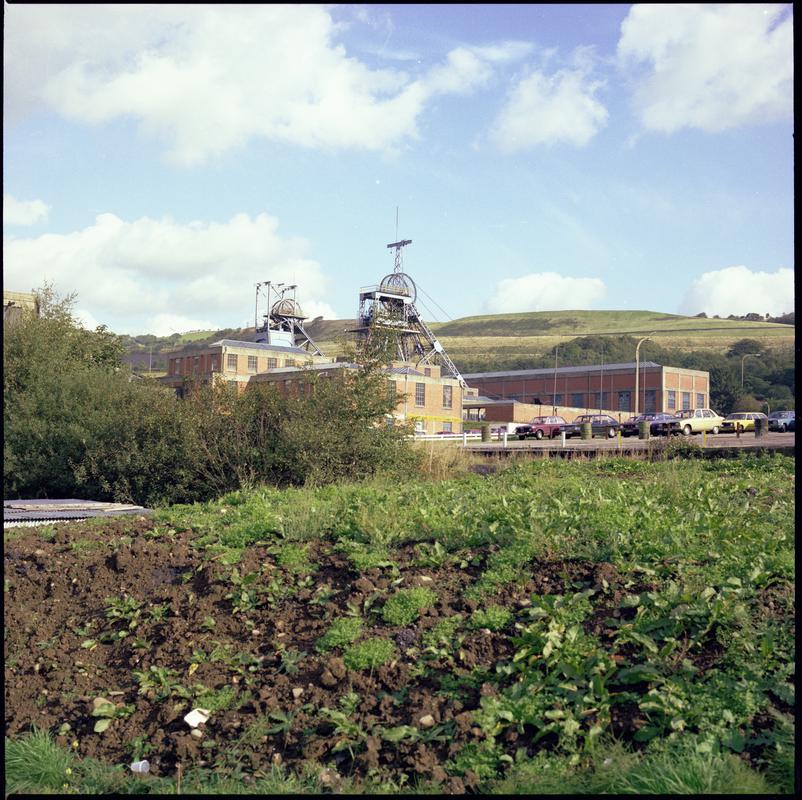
[463, 362, 710, 416]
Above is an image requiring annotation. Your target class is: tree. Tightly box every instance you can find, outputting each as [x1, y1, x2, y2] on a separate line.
[709, 366, 742, 415]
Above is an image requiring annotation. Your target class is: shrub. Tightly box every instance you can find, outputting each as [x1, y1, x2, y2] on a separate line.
[382, 587, 437, 626]
[343, 638, 396, 671]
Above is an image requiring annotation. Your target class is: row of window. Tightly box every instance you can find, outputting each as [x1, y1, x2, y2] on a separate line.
[667, 391, 706, 411]
[411, 382, 451, 408]
[227, 353, 295, 371]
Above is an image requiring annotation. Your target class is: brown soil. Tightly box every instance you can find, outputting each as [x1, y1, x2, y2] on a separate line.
[2, 517, 719, 791]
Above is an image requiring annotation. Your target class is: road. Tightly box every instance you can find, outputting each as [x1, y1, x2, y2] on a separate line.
[466, 431, 795, 456]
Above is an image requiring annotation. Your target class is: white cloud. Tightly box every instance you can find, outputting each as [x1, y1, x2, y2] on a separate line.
[2, 211, 333, 335]
[3, 194, 50, 226]
[618, 4, 793, 133]
[4, 5, 525, 165]
[679, 266, 794, 318]
[489, 50, 608, 150]
[487, 272, 607, 313]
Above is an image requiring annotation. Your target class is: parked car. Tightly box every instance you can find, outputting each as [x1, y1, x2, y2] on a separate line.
[620, 412, 675, 437]
[720, 412, 768, 433]
[788, 418, 796, 432]
[768, 410, 795, 432]
[513, 415, 567, 440]
[560, 414, 620, 439]
[653, 408, 725, 436]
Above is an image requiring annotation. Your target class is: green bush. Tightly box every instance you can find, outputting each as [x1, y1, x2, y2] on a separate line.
[382, 587, 437, 626]
[343, 638, 396, 671]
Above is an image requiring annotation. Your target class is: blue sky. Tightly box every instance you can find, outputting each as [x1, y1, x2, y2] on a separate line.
[3, 3, 794, 335]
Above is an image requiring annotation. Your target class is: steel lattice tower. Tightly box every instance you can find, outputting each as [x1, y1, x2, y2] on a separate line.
[351, 239, 465, 386]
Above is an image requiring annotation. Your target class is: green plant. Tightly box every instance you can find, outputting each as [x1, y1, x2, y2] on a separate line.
[382, 587, 437, 626]
[470, 605, 513, 631]
[276, 647, 307, 675]
[91, 700, 135, 733]
[343, 638, 396, 671]
[315, 617, 363, 652]
[224, 568, 262, 614]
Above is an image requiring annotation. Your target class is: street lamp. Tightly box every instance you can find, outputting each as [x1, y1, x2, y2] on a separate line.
[131, 337, 153, 376]
[634, 334, 654, 418]
[552, 345, 558, 413]
[740, 353, 759, 388]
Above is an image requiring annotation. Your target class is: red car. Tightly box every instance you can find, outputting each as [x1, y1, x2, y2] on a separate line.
[513, 415, 567, 440]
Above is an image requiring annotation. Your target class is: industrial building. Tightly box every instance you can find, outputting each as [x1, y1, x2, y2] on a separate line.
[463, 362, 710, 416]
[160, 339, 334, 395]
[160, 284, 334, 395]
[250, 360, 469, 434]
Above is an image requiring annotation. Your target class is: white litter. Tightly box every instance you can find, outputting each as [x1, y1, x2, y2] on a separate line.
[183, 708, 211, 728]
[130, 760, 150, 774]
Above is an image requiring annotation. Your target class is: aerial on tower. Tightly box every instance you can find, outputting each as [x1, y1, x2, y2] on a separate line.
[351, 239, 466, 387]
[253, 282, 322, 354]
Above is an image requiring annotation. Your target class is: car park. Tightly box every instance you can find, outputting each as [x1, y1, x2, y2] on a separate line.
[768, 410, 795, 432]
[653, 408, 725, 436]
[560, 413, 620, 439]
[513, 415, 567, 440]
[620, 412, 675, 437]
[720, 412, 768, 433]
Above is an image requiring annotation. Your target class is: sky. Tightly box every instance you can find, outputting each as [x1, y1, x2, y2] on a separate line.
[3, 3, 795, 336]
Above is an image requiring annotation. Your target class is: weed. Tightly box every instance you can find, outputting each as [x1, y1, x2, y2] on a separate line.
[343, 638, 396, 671]
[276, 647, 307, 675]
[315, 617, 363, 652]
[470, 605, 513, 631]
[382, 586, 437, 626]
[91, 700, 135, 733]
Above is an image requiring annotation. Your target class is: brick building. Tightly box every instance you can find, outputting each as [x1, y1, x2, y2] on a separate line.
[463, 361, 710, 416]
[250, 361, 468, 434]
[160, 339, 334, 395]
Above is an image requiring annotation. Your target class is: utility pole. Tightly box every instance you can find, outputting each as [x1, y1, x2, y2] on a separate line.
[634, 334, 654, 418]
[741, 353, 759, 388]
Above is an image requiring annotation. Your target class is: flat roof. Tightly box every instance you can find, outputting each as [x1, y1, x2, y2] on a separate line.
[464, 361, 665, 379]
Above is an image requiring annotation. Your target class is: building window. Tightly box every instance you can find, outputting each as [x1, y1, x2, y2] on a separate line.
[424, 368, 431, 377]
[442, 422, 452, 433]
[298, 382, 306, 397]
[415, 382, 425, 406]
[247, 355, 257, 372]
[644, 390, 657, 413]
[593, 392, 608, 410]
[415, 419, 425, 433]
[267, 357, 277, 369]
[285, 359, 296, 368]
[682, 392, 691, 410]
[553, 394, 562, 406]
[227, 354, 238, 371]
[387, 380, 397, 400]
[571, 392, 584, 408]
[443, 385, 452, 409]
[227, 380, 237, 390]
[667, 390, 676, 410]
[618, 391, 631, 411]
[696, 392, 705, 409]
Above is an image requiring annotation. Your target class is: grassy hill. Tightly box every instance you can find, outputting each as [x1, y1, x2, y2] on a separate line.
[428, 310, 794, 362]
[123, 310, 794, 379]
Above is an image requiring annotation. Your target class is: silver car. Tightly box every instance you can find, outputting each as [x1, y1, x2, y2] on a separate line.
[768, 410, 795, 432]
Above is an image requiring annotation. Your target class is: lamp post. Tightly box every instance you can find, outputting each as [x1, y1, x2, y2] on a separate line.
[634, 335, 653, 418]
[132, 338, 153, 376]
[740, 353, 759, 388]
[552, 345, 558, 413]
